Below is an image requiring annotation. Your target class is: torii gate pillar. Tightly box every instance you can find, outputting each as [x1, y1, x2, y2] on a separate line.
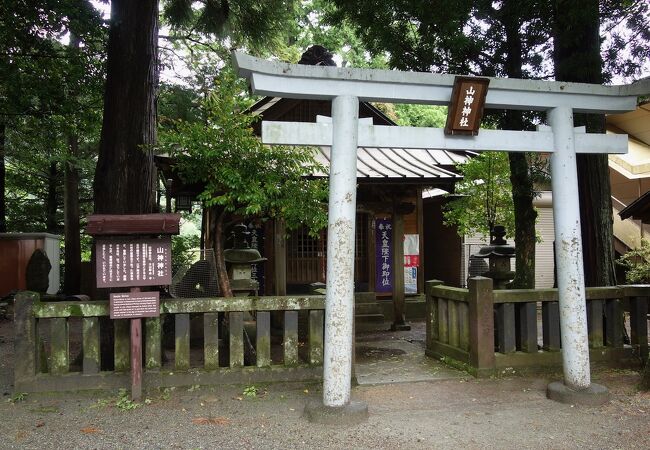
[548, 106, 591, 388]
[304, 95, 369, 423]
[546, 106, 610, 403]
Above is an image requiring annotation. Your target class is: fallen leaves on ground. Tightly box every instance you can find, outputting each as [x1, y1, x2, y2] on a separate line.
[80, 426, 101, 434]
[192, 417, 230, 426]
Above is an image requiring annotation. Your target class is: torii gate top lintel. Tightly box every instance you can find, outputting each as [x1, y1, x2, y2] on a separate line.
[233, 52, 647, 114]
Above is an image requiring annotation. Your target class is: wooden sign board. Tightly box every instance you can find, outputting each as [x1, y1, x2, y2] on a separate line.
[445, 76, 490, 136]
[86, 213, 181, 236]
[95, 238, 172, 288]
[110, 291, 160, 319]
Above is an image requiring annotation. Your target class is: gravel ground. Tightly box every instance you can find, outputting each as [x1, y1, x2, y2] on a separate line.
[1, 317, 650, 449]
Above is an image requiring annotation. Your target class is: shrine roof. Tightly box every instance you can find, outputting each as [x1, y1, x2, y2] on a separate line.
[619, 190, 650, 224]
[246, 96, 469, 182]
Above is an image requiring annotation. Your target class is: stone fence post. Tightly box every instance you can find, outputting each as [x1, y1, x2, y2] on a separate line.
[467, 277, 495, 376]
[14, 291, 39, 390]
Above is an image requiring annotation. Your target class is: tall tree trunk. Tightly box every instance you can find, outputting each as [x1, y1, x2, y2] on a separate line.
[46, 161, 59, 233]
[553, 0, 616, 287]
[502, 1, 537, 288]
[0, 119, 6, 232]
[63, 33, 81, 294]
[203, 205, 234, 297]
[64, 134, 81, 293]
[212, 206, 233, 297]
[94, 0, 158, 214]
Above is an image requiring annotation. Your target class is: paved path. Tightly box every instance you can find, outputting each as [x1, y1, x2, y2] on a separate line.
[355, 323, 464, 384]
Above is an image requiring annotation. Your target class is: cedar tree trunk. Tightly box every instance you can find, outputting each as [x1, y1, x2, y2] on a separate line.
[46, 161, 59, 233]
[502, 1, 537, 288]
[64, 134, 81, 293]
[63, 33, 81, 293]
[94, 0, 158, 214]
[553, 0, 616, 287]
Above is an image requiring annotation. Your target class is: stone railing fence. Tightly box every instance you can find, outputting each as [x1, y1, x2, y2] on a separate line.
[425, 277, 649, 376]
[14, 292, 325, 393]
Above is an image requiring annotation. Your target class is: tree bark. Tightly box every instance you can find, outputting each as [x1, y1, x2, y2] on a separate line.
[212, 206, 233, 298]
[93, 0, 158, 214]
[63, 33, 81, 294]
[508, 151, 537, 288]
[46, 161, 59, 233]
[501, 1, 537, 289]
[64, 134, 81, 293]
[0, 119, 6, 232]
[553, 0, 616, 286]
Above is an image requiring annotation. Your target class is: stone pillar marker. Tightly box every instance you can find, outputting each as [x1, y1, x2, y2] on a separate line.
[304, 95, 369, 424]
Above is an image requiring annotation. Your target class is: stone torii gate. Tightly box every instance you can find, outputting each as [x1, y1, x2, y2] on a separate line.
[234, 52, 649, 420]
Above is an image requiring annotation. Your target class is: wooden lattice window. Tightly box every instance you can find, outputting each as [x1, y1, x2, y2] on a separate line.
[287, 213, 369, 285]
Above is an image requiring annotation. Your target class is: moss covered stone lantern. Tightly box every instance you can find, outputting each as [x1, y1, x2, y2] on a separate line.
[223, 224, 266, 296]
[475, 225, 515, 289]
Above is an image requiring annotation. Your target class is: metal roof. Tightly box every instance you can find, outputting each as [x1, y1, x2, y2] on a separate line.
[619, 190, 650, 223]
[308, 147, 469, 181]
[247, 96, 471, 184]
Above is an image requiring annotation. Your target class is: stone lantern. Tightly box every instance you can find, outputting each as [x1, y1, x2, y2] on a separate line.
[474, 225, 515, 289]
[223, 224, 267, 296]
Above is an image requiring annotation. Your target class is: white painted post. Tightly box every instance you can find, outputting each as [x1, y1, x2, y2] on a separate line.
[548, 106, 591, 390]
[323, 95, 359, 407]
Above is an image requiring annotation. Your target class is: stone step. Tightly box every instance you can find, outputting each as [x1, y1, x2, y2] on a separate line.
[355, 303, 384, 315]
[355, 313, 385, 323]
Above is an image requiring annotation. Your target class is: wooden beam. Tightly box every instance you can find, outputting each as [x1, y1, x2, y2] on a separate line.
[391, 205, 410, 331]
[367, 213, 376, 293]
[416, 189, 424, 294]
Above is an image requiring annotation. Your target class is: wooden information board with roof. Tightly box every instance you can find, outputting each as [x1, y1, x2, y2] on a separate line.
[86, 213, 181, 400]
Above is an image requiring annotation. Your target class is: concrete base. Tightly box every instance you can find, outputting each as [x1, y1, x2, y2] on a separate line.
[390, 322, 411, 331]
[546, 381, 610, 406]
[303, 400, 369, 425]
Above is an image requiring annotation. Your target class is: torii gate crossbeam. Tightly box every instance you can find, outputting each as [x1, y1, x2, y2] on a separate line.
[233, 52, 648, 417]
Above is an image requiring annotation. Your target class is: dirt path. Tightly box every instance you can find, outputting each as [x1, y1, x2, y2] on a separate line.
[1, 318, 649, 449]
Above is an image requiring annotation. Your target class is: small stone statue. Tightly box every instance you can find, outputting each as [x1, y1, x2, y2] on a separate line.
[25, 248, 51, 293]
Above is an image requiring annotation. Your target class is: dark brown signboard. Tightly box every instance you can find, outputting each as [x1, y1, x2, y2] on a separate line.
[86, 213, 181, 236]
[110, 291, 160, 319]
[444, 76, 490, 136]
[95, 238, 172, 288]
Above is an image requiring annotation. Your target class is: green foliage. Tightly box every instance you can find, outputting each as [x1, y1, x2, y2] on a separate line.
[115, 389, 141, 411]
[159, 69, 328, 236]
[172, 233, 201, 274]
[279, 0, 388, 68]
[159, 387, 174, 401]
[617, 240, 650, 284]
[394, 104, 447, 128]
[7, 392, 27, 404]
[443, 152, 514, 238]
[162, 0, 297, 55]
[92, 397, 111, 409]
[1, 1, 105, 233]
[242, 385, 258, 398]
